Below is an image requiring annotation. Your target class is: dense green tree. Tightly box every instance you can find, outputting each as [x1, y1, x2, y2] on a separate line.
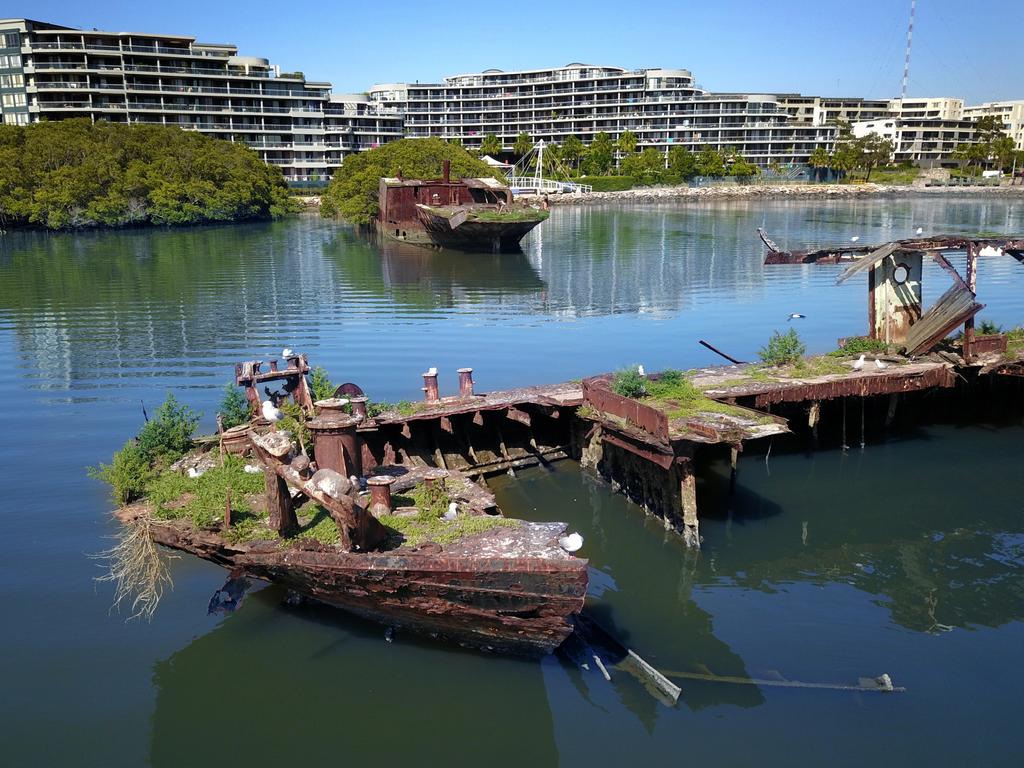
[0, 119, 295, 231]
[479, 134, 503, 156]
[321, 138, 501, 225]
[722, 147, 759, 177]
[991, 136, 1016, 170]
[561, 135, 585, 172]
[666, 146, 698, 182]
[617, 130, 638, 156]
[856, 134, 895, 181]
[808, 146, 831, 180]
[513, 131, 533, 157]
[583, 132, 615, 175]
[695, 148, 726, 177]
[620, 147, 665, 183]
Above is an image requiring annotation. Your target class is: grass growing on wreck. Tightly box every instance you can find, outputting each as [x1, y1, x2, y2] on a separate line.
[470, 209, 550, 223]
[148, 456, 265, 529]
[613, 368, 769, 423]
[379, 482, 517, 547]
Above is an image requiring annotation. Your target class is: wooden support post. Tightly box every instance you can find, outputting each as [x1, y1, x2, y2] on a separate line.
[439, 416, 453, 434]
[885, 393, 899, 431]
[679, 460, 700, 549]
[264, 469, 297, 535]
[808, 401, 821, 449]
[964, 242, 978, 362]
[729, 444, 740, 489]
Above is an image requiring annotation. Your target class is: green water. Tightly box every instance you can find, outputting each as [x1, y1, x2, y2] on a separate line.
[0, 198, 1022, 766]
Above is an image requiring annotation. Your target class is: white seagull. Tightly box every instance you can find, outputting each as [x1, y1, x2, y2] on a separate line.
[262, 398, 283, 422]
[427, 366, 438, 376]
[187, 466, 204, 479]
[915, 227, 924, 235]
[853, 354, 865, 370]
[875, 358, 888, 370]
[979, 245, 1003, 257]
[850, 236, 860, 243]
[637, 364, 646, 376]
[281, 347, 294, 358]
[559, 532, 584, 553]
[787, 313, 806, 321]
[443, 502, 458, 521]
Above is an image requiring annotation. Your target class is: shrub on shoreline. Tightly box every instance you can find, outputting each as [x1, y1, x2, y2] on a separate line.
[0, 119, 296, 231]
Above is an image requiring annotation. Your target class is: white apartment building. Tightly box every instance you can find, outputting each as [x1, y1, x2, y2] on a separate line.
[963, 100, 1024, 150]
[887, 97, 963, 121]
[370, 65, 837, 166]
[0, 18, 402, 182]
[852, 116, 980, 165]
[776, 95, 892, 127]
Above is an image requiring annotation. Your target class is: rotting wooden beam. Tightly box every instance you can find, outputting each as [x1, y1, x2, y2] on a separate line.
[439, 416, 453, 434]
[930, 250, 968, 291]
[506, 406, 531, 426]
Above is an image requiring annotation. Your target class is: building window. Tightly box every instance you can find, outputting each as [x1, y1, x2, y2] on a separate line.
[2, 92, 25, 107]
[0, 73, 23, 87]
[1, 32, 18, 50]
[0, 54, 20, 68]
[3, 112, 28, 125]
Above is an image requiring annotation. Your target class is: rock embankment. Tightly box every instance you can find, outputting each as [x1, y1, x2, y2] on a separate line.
[524, 183, 1024, 206]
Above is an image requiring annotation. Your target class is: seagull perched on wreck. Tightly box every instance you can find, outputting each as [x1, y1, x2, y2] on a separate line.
[261, 397, 283, 423]
[443, 502, 458, 521]
[787, 313, 806, 321]
[637, 364, 646, 376]
[559, 532, 584, 553]
[853, 354, 866, 370]
[875, 358, 888, 370]
[281, 347, 294, 358]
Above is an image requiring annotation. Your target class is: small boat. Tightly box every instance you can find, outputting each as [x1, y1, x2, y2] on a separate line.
[377, 160, 548, 253]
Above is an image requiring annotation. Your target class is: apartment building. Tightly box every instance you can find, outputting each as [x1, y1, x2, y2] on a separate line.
[963, 100, 1024, 150]
[888, 97, 963, 121]
[775, 95, 892, 126]
[0, 18, 402, 182]
[370, 65, 836, 166]
[852, 116, 980, 165]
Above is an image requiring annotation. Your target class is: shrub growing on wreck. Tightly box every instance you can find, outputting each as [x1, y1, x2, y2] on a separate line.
[827, 336, 889, 357]
[89, 441, 155, 506]
[310, 366, 337, 402]
[0, 119, 296, 231]
[758, 329, 806, 366]
[320, 138, 501, 225]
[611, 367, 648, 398]
[91, 392, 201, 504]
[218, 383, 252, 430]
[137, 393, 201, 465]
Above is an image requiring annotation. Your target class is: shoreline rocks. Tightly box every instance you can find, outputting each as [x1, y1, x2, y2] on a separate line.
[520, 183, 1024, 206]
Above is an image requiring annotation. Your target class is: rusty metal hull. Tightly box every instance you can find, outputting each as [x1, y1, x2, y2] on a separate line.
[415, 206, 545, 253]
[118, 509, 588, 656]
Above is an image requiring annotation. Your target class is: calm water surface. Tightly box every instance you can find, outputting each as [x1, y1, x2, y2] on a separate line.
[1, 197, 1022, 766]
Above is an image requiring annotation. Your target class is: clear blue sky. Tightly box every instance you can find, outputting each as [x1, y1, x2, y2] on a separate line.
[20, 0, 1024, 104]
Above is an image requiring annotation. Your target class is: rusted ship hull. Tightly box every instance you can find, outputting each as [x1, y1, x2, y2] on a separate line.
[119, 507, 588, 656]
[414, 207, 545, 253]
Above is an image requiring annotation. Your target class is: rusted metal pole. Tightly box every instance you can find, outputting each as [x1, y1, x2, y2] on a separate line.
[367, 475, 395, 515]
[964, 242, 978, 362]
[349, 396, 369, 420]
[458, 367, 475, 398]
[698, 340, 746, 365]
[308, 406, 362, 478]
[422, 371, 440, 403]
